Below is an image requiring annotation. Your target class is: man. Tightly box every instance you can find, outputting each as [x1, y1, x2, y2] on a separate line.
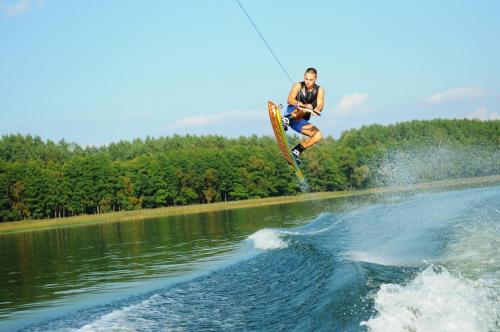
[282, 67, 324, 164]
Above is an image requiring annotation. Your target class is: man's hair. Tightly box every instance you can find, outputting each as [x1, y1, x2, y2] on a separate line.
[305, 67, 317, 76]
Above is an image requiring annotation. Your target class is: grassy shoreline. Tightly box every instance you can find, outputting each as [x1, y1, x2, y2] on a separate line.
[1, 175, 499, 235]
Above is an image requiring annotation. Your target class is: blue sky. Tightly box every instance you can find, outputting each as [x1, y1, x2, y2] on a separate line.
[1, 0, 499, 146]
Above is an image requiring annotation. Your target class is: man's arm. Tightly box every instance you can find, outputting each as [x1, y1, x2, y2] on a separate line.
[314, 87, 325, 114]
[287, 83, 302, 106]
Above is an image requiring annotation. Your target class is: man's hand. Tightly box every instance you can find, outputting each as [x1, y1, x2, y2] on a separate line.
[297, 105, 321, 116]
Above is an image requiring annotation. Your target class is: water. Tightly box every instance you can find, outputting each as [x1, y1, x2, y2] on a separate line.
[1, 185, 499, 331]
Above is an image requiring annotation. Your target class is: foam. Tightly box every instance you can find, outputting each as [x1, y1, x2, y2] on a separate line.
[75, 295, 165, 332]
[361, 266, 499, 332]
[247, 229, 288, 250]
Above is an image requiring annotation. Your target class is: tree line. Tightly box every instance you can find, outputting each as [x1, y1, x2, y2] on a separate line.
[1, 119, 498, 222]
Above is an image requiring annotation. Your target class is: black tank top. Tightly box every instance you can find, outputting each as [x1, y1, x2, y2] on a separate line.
[295, 81, 320, 120]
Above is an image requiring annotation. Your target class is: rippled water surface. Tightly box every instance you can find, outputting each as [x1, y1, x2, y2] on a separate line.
[1, 185, 499, 331]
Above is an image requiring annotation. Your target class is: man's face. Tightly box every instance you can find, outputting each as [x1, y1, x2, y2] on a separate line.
[304, 73, 316, 89]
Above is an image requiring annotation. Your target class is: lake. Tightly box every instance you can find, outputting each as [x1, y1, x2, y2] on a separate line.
[1, 184, 499, 331]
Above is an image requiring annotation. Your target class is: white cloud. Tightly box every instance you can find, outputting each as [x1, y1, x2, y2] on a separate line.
[0, 0, 30, 16]
[170, 110, 262, 129]
[426, 87, 486, 105]
[333, 93, 370, 115]
[466, 107, 500, 121]
[0, 0, 44, 16]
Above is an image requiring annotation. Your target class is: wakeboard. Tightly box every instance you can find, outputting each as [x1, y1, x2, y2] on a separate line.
[267, 100, 308, 190]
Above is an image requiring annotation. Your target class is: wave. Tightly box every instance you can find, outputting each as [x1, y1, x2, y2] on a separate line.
[345, 251, 422, 267]
[361, 266, 499, 332]
[75, 295, 166, 332]
[362, 186, 500, 332]
[247, 228, 289, 250]
[246, 213, 340, 251]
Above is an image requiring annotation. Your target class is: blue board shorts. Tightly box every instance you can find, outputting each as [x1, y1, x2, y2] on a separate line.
[286, 105, 310, 133]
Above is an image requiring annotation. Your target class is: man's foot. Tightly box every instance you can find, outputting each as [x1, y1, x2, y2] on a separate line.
[291, 143, 305, 165]
[281, 115, 290, 131]
[291, 148, 301, 164]
[282, 114, 293, 131]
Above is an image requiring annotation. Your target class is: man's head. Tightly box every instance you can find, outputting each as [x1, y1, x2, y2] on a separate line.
[304, 67, 317, 89]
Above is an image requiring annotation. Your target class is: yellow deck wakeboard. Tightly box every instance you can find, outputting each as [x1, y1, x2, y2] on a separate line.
[267, 100, 308, 190]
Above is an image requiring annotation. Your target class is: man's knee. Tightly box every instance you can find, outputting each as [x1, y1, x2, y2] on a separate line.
[311, 128, 323, 141]
[300, 126, 312, 137]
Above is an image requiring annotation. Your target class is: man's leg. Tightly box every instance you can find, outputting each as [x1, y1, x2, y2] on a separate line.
[300, 124, 323, 148]
[283, 106, 306, 131]
[290, 124, 323, 164]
